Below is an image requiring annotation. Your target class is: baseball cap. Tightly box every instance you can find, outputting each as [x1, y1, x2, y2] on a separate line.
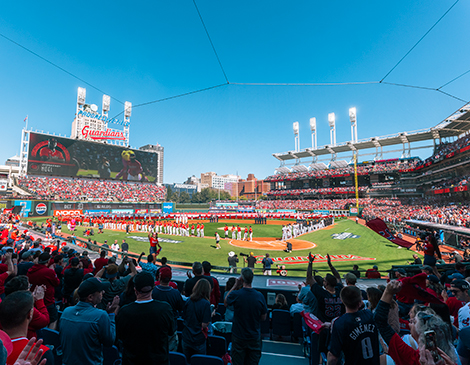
[449, 273, 465, 280]
[38, 252, 50, 265]
[394, 268, 406, 275]
[427, 275, 439, 284]
[373, 265, 378, 270]
[451, 279, 470, 291]
[134, 271, 155, 293]
[344, 272, 357, 284]
[70, 257, 80, 266]
[105, 264, 119, 279]
[21, 251, 32, 260]
[159, 266, 172, 280]
[77, 277, 110, 298]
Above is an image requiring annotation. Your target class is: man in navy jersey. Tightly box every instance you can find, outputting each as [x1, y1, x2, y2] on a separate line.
[310, 253, 344, 323]
[327, 286, 380, 365]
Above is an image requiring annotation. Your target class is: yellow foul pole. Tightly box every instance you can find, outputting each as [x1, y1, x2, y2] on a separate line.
[354, 152, 359, 209]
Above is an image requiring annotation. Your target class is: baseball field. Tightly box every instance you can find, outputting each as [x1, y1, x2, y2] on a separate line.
[31, 217, 420, 278]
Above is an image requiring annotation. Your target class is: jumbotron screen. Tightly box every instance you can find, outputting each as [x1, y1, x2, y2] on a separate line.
[27, 132, 159, 182]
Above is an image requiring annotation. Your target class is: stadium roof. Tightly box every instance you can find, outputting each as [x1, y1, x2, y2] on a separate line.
[274, 103, 470, 163]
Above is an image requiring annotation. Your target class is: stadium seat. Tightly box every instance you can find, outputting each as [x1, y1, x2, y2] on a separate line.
[103, 346, 121, 365]
[271, 309, 291, 340]
[190, 354, 224, 365]
[177, 317, 184, 332]
[169, 351, 188, 365]
[216, 303, 226, 318]
[177, 331, 183, 354]
[37, 328, 62, 365]
[212, 312, 222, 323]
[260, 314, 271, 339]
[206, 335, 226, 358]
[292, 312, 303, 341]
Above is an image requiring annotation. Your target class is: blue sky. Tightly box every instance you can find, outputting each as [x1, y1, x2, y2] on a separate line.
[1, 1, 469, 183]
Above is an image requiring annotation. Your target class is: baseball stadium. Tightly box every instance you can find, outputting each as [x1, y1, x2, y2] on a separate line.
[2, 2, 470, 365]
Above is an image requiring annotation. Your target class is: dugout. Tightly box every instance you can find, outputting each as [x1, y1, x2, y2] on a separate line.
[405, 219, 470, 249]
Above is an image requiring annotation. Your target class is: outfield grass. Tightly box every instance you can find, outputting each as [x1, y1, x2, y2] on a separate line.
[30, 218, 420, 277]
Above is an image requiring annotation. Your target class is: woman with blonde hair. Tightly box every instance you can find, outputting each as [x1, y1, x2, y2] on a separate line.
[182, 279, 212, 363]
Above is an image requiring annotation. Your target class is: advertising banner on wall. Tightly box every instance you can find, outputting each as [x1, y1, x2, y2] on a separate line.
[14, 200, 32, 216]
[111, 209, 134, 215]
[27, 132, 159, 182]
[54, 210, 83, 217]
[162, 202, 174, 213]
[84, 210, 110, 215]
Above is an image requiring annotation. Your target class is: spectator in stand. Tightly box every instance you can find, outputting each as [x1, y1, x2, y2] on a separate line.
[365, 265, 381, 279]
[225, 268, 267, 365]
[95, 259, 137, 310]
[202, 261, 220, 308]
[152, 267, 184, 352]
[223, 278, 236, 322]
[60, 277, 119, 365]
[272, 294, 289, 311]
[182, 279, 212, 362]
[27, 252, 60, 329]
[443, 279, 470, 329]
[327, 286, 380, 365]
[138, 252, 159, 278]
[17, 251, 34, 276]
[349, 264, 361, 278]
[374, 280, 457, 365]
[93, 250, 108, 274]
[183, 262, 213, 297]
[116, 271, 174, 365]
[62, 257, 84, 304]
[366, 287, 400, 333]
[0, 291, 54, 365]
[4, 277, 49, 340]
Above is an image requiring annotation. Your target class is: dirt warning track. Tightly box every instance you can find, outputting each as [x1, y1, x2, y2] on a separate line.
[228, 237, 316, 251]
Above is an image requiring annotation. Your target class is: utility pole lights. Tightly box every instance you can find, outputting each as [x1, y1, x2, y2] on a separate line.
[293, 122, 300, 152]
[349, 107, 358, 143]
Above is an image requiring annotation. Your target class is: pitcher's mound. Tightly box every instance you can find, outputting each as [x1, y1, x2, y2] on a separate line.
[229, 237, 316, 251]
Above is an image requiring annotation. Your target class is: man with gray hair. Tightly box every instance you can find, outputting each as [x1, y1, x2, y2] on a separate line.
[183, 261, 213, 297]
[225, 267, 267, 365]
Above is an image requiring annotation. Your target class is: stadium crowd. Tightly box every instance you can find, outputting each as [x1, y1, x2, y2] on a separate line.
[18, 176, 166, 202]
[363, 197, 470, 227]
[267, 186, 368, 196]
[256, 198, 372, 210]
[264, 159, 419, 182]
[0, 214, 469, 365]
[414, 133, 470, 170]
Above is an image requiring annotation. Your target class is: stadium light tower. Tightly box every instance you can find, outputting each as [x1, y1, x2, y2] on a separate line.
[310, 117, 317, 150]
[102, 95, 110, 116]
[293, 122, 300, 152]
[328, 113, 336, 146]
[349, 107, 358, 143]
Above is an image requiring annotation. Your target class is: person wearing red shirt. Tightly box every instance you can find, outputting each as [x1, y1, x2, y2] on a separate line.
[27, 252, 60, 329]
[443, 279, 469, 328]
[249, 226, 253, 241]
[375, 280, 457, 365]
[365, 265, 381, 279]
[148, 232, 159, 255]
[0, 291, 53, 365]
[94, 250, 109, 274]
[422, 234, 442, 266]
[224, 225, 229, 239]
